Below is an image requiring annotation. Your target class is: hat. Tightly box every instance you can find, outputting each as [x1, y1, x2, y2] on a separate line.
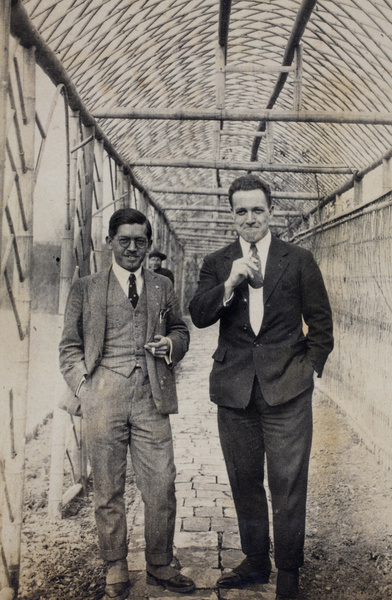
[149, 249, 167, 260]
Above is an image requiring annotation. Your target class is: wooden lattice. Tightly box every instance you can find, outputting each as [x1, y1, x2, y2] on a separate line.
[16, 0, 392, 255]
[0, 35, 36, 597]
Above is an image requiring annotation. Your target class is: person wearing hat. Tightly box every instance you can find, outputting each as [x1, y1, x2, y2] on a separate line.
[149, 249, 175, 285]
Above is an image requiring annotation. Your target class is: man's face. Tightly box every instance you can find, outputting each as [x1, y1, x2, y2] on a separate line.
[107, 223, 152, 272]
[149, 256, 162, 271]
[231, 188, 273, 243]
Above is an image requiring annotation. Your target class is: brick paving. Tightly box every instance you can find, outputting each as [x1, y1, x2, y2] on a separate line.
[125, 319, 277, 600]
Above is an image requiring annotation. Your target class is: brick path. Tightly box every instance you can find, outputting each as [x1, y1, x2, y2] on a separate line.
[125, 319, 277, 600]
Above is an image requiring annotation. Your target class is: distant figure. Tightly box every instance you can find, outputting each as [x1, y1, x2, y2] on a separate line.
[149, 249, 175, 285]
[189, 174, 333, 600]
[59, 208, 195, 599]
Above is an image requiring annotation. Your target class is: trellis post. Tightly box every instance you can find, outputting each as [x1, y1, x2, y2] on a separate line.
[0, 41, 36, 598]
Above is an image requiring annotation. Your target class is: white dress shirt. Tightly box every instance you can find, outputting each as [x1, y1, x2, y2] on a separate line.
[239, 231, 272, 335]
[112, 259, 144, 297]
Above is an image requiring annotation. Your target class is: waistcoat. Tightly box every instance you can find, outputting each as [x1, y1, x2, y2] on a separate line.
[100, 271, 148, 377]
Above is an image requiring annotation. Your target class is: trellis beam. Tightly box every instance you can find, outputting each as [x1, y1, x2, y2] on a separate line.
[164, 206, 302, 216]
[131, 158, 353, 174]
[91, 107, 392, 125]
[225, 64, 293, 74]
[147, 186, 319, 200]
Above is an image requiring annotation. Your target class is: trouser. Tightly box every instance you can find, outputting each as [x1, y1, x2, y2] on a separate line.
[217, 379, 313, 571]
[81, 366, 176, 565]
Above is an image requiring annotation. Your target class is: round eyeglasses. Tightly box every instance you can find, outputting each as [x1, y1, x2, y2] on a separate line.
[116, 236, 148, 249]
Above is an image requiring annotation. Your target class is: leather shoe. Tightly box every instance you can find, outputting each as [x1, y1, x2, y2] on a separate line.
[146, 571, 196, 593]
[104, 580, 130, 600]
[217, 557, 271, 588]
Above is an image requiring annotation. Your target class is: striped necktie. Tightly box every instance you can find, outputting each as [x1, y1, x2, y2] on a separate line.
[248, 243, 264, 289]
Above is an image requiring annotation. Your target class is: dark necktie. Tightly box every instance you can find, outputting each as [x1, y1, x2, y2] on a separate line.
[128, 274, 139, 308]
[248, 243, 264, 289]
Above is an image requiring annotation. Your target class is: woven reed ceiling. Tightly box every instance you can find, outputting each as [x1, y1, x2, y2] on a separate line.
[23, 0, 392, 251]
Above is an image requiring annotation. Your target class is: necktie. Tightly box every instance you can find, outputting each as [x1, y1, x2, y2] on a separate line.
[128, 274, 138, 308]
[248, 243, 264, 288]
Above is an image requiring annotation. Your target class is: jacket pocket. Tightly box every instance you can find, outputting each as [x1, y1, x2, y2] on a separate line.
[212, 346, 227, 362]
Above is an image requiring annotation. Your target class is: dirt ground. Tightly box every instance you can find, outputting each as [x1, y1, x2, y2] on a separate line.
[17, 392, 392, 600]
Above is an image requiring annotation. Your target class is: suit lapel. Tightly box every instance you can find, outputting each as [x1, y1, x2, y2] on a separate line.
[144, 269, 163, 342]
[89, 267, 111, 350]
[263, 236, 290, 304]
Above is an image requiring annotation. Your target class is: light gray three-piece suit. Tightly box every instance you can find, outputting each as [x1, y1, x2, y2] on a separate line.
[59, 266, 189, 566]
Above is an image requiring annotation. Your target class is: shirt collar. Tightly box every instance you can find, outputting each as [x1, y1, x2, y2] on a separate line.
[239, 230, 272, 256]
[112, 259, 143, 290]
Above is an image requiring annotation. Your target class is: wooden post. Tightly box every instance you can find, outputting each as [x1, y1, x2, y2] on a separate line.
[0, 4, 13, 594]
[266, 122, 274, 163]
[1, 43, 36, 597]
[212, 42, 226, 208]
[354, 177, 363, 206]
[79, 126, 94, 278]
[92, 139, 104, 272]
[48, 107, 78, 520]
[48, 406, 68, 520]
[293, 44, 303, 111]
[382, 157, 392, 195]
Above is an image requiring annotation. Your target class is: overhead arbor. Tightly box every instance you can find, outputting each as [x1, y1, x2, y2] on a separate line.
[12, 0, 392, 252]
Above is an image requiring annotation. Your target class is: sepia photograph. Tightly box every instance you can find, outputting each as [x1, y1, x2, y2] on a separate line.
[1, 1, 392, 599]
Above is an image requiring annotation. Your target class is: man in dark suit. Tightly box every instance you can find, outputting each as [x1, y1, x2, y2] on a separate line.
[148, 249, 175, 285]
[189, 174, 333, 600]
[59, 208, 195, 599]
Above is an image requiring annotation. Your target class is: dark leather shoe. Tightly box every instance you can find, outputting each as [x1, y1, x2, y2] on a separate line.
[217, 557, 271, 588]
[276, 568, 299, 598]
[146, 572, 196, 593]
[104, 580, 130, 600]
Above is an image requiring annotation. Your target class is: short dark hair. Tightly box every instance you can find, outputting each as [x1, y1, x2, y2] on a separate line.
[228, 174, 272, 208]
[108, 208, 152, 240]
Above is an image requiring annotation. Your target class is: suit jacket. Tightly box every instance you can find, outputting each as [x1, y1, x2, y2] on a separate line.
[189, 235, 333, 407]
[59, 266, 189, 415]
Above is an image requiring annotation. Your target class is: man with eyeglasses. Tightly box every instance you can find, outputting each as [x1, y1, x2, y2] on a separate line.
[59, 208, 195, 599]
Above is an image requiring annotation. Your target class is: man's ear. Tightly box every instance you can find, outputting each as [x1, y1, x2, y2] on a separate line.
[148, 239, 153, 251]
[106, 235, 112, 247]
[269, 204, 274, 216]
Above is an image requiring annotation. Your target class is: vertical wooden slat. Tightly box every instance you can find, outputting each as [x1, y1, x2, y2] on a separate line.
[48, 94, 74, 521]
[92, 139, 104, 272]
[0, 3, 14, 590]
[266, 122, 274, 163]
[0, 41, 36, 598]
[79, 126, 94, 278]
[48, 407, 68, 520]
[354, 177, 363, 206]
[382, 157, 392, 195]
[293, 44, 303, 111]
[0, 0, 11, 257]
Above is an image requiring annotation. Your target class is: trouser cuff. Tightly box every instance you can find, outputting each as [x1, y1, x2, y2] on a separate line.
[100, 545, 128, 562]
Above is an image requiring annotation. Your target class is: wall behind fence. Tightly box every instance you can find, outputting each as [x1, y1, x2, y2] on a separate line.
[300, 193, 392, 471]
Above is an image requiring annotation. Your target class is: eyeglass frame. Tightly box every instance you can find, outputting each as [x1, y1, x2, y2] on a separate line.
[114, 235, 149, 249]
